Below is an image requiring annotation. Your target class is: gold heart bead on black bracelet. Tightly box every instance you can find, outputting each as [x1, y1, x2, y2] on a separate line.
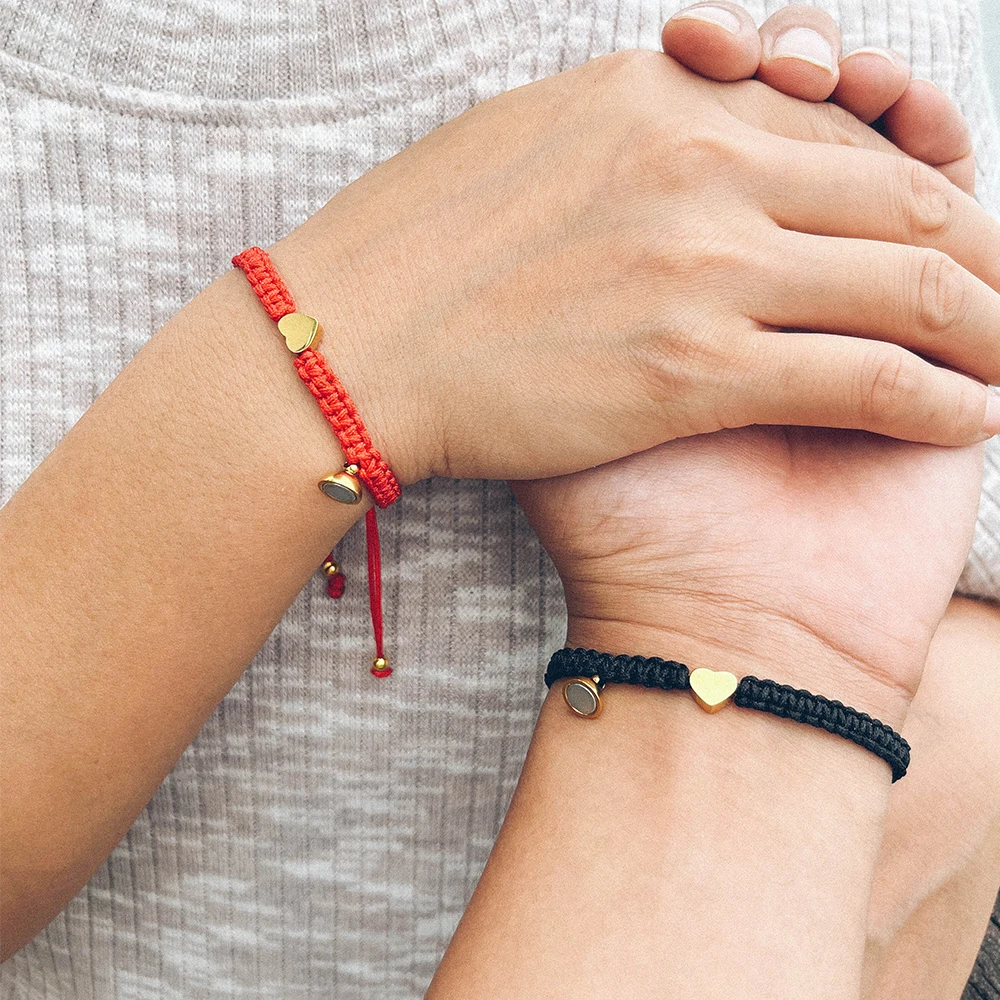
[545, 648, 910, 782]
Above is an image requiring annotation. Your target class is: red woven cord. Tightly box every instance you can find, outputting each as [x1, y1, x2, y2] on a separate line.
[292, 349, 400, 508]
[326, 569, 346, 599]
[232, 247, 295, 321]
[366, 508, 392, 678]
[232, 245, 400, 675]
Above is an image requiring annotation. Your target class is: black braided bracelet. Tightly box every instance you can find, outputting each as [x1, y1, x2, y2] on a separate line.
[544, 648, 910, 782]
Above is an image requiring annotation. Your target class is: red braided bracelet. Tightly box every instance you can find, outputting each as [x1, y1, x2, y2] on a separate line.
[232, 246, 400, 678]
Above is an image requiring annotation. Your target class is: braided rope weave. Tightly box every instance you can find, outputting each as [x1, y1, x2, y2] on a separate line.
[545, 647, 690, 692]
[232, 245, 296, 319]
[292, 351, 399, 507]
[232, 245, 400, 676]
[231, 246, 400, 508]
[735, 676, 909, 782]
[544, 648, 909, 782]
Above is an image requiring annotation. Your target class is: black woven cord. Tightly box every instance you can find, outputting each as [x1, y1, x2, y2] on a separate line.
[544, 648, 909, 782]
[734, 676, 910, 782]
[544, 648, 690, 692]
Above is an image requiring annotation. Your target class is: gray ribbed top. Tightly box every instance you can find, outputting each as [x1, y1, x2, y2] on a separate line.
[1, 0, 998, 996]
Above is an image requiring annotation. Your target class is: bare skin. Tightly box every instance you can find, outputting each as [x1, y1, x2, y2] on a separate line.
[661, 8, 997, 993]
[434, 10, 1000, 996]
[428, 646, 904, 1000]
[863, 595, 1000, 999]
[1, 4, 998, 990]
[424, 593, 1000, 1000]
[428, 407, 984, 996]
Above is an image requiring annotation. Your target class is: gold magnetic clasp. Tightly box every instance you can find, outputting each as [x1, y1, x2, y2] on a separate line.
[277, 312, 322, 353]
[318, 464, 363, 504]
[562, 675, 604, 718]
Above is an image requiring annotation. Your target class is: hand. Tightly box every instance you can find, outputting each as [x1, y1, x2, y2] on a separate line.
[661, 1, 977, 191]
[267, 47, 1000, 486]
[512, 427, 984, 726]
[510, 27, 991, 726]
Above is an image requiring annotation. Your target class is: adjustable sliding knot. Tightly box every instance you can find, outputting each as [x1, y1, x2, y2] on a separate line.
[232, 245, 400, 678]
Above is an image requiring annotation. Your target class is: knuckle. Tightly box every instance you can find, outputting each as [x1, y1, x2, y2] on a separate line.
[638, 124, 751, 191]
[914, 250, 968, 333]
[801, 101, 872, 148]
[674, 128, 748, 174]
[901, 160, 954, 237]
[944, 381, 986, 442]
[858, 348, 920, 427]
[638, 228, 758, 290]
[593, 47, 665, 94]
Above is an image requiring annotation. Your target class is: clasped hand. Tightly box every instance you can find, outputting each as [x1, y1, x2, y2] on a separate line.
[276, 8, 997, 727]
[278, 45, 1000, 488]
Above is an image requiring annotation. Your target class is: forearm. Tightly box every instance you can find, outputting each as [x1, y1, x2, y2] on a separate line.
[864, 595, 1000, 999]
[427, 625, 900, 1000]
[0, 230, 373, 958]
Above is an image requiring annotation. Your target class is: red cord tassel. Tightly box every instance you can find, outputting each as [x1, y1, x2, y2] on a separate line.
[366, 509, 391, 678]
[323, 520, 389, 677]
[326, 568, 346, 599]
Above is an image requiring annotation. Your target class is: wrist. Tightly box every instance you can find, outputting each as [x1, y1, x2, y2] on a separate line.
[505, 636, 897, 999]
[265, 196, 438, 487]
[169, 267, 373, 548]
[564, 598, 915, 731]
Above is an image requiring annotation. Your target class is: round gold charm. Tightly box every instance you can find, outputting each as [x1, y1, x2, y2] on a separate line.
[563, 676, 603, 718]
[318, 471, 363, 504]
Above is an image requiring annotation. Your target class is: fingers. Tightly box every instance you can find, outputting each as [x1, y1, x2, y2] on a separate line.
[832, 48, 911, 123]
[661, 3, 761, 81]
[756, 5, 842, 101]
[749, 137, 999, 291]
[728, 331, 999, 446]
[714, 71, 904, 156]
[662, 1, 975, 199]
[882, 80, 976, 195]
[831, 59, 975, 195]
[752, 230, 1000, 386]
[665, 4, 911, 127]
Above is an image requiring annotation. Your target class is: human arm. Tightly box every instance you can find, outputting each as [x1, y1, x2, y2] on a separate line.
[0, 263, 373, 960]
[426, 628, 904, 1000]
[428, 594, 1000, 1000]
[863, 594, 1000, 999]
[4, 45, 1000, 959]
[423, 421, 985, 998]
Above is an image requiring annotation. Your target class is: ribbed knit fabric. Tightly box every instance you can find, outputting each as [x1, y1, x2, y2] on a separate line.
[0, 0, 998, 997]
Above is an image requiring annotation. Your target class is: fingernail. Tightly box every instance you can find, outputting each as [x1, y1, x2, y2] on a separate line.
[982, 390, 1000, 438]
[770, 27, 836, 72]
[843, 46, 903, 67]
[672, 5, 742, 33]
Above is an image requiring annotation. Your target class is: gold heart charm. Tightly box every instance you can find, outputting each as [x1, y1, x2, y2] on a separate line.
[276, 312, 321, 354]
[689, 667, 738, 714]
